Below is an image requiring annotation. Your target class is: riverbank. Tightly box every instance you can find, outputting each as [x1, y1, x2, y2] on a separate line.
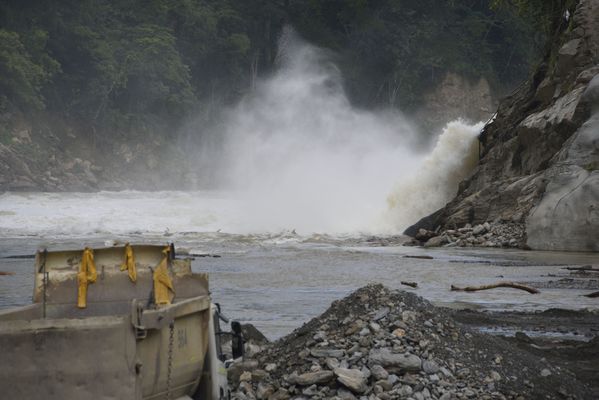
[229, 285, 598, 399]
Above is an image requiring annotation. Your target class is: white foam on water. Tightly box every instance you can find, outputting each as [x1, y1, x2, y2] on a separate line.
[0, 191, 242, 238]
[0, 29, 484, 239]
[384, 120, 484, 231]
[209, 28, 483, 235]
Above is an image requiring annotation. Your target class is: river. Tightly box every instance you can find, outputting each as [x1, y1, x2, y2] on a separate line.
[1, 191, 597, 340]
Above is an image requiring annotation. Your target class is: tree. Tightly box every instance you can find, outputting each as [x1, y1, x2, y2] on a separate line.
[0, 29, 58, 110]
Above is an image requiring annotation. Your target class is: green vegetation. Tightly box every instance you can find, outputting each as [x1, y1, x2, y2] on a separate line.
[0, 0, 550, 141]
[584, 161, 599, 172]
[287, 0, 542, 108]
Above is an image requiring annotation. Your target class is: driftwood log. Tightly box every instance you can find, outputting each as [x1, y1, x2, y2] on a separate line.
[401, 281, 418, 288]
[0, 271, 15, 276]
[451, 282, 539, 294]
[403, 255, 434, 260]
[584, 291, 599, 298]
[562, 266, 599, 272]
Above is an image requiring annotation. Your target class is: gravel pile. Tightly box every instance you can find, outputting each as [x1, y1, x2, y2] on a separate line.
[228, 285, 591, 400]
[414, 222, 525, 249]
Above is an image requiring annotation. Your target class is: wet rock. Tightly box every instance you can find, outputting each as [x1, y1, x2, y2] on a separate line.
[370, 364, 389, 380]
[265, 363, 277, 372]
[415, 228, 436, 241]
[268, 388, 289, 400]
[310, 348, 345, 358]
[396, 385, 413, 397]
[557, 38, 581, 73]
[243, 324, 270, 345]
[240, 371, 252, 383]
[229, 360, 259, 386]
[490, 371, 501, 381]
[472, 224, 486, 235]
[239, 381, 255, 398]
[372, 307, 390, 321]
[424, 235, 448, 248]
[256, 383, 275, 399]
[540, 368, 552, 377]
[334, 368, 368, 393]
[368, 349, 422, 371]
[251, 369, 269, 382]
[326, 357, 340, 370]
[336, 388, 357, 400]
[301, 384, 319, 396]
[422, 360, 440, 374]
[288, 370, 334, 386]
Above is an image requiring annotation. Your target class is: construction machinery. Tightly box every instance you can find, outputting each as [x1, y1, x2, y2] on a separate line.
[0, 244, 240, 399]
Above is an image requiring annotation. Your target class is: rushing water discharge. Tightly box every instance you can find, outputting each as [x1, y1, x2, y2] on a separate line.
[1, 192, 598, 340]
[1, 30, 597, 340]
[193, 28, 483, 234]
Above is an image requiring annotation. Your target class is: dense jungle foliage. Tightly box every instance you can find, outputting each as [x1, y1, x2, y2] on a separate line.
[0, 0, 574, 138]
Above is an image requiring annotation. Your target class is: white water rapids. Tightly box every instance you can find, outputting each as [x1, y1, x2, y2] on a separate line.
[0, 29, 482, 239]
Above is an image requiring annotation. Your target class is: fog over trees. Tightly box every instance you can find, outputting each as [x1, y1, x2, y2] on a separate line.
[1, 0, 571, 145]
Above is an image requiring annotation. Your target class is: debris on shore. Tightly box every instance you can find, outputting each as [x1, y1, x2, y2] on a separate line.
[229, 284, 594, 399]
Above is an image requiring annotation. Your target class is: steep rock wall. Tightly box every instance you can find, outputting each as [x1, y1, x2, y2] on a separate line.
[407, 0, 599, 251]
[527, 75, 599, 251]
[0, 114, 196, 191]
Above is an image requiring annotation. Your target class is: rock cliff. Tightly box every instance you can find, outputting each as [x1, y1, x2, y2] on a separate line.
[0, 114, 195, 191]
[407, 0, 599, 252]
[418, 72, 497, 131]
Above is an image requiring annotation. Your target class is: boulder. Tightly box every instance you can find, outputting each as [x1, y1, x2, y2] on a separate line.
[557, 38, 581, 74]
[334, 368, 368, 394]
[242, 323, 270, 345]
[424, 235, 448, 248]
[288, 371, 334, 386]
[228, 360, 259, 386]
[368, 349, 422, 371]
[310, 348, 345, 358]
[370, 364, 389, 380]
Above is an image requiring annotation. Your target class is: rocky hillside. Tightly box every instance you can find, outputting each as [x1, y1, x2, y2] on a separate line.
[0, 113, 195, 191]
[407, 0, 599, 252]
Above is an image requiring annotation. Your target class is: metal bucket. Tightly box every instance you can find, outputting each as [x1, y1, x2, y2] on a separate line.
[0, 245, 215, 400]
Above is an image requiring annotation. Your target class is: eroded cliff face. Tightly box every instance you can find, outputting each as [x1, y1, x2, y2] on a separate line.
[527, 75, 599, 250]
[418, 72, 497, 130]
[408, 0, 599, 251]
[0, 115, 195, 191]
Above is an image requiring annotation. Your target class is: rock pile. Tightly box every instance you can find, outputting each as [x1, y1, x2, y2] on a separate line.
[228, 285, 590, 400]
[413, 222, 525, 249]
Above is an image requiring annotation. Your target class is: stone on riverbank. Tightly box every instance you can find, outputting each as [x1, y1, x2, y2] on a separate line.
[228, 284, 594, 399]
